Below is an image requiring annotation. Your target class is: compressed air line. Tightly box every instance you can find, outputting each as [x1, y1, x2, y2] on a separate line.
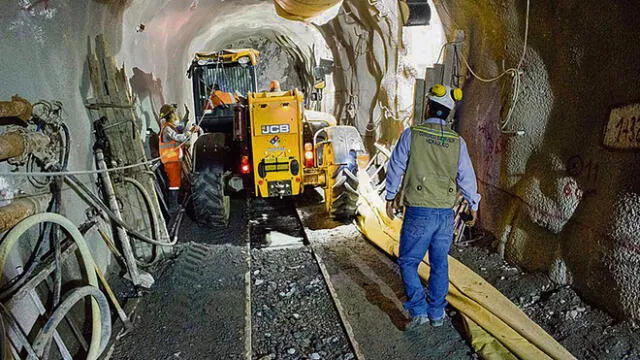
[31, 286, 111, 360]
[64, 175, 177, 247]
[122, 176, 164, 266]
[122, 177, 161, 246]
[0, 213, 105, 360]
[95, 149, 143, 287]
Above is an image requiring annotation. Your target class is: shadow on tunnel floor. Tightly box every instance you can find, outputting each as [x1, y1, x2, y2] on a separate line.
[313, 234, 475, 360]
[178, 197, 248, 246]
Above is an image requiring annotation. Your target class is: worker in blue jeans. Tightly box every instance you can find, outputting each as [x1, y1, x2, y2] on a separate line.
[385, 84, 481, 330]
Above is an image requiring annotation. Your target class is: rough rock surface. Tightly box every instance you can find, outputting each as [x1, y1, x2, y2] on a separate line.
[437, 0, 640, 319]
[112, 243, 248, 359]
[251, 248, 353, 360]
[452, 234, 640, 360]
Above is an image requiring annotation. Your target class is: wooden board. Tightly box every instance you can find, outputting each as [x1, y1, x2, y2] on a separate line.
[603, 103, 640, 149]
[87, 35, 171, 263]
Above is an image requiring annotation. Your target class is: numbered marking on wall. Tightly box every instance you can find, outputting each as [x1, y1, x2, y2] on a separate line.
[604, 103, 640, 149]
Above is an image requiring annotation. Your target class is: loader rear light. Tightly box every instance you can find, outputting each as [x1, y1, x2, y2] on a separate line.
[304, 142, 314, 168]
[241, 156, 251, 174]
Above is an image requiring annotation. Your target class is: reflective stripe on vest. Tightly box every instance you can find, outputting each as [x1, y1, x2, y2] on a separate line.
[158, 123, 181, 164]
[402, 123, 461, 208]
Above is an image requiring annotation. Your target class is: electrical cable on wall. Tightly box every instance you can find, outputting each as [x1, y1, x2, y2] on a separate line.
[453, 0, 531, 132]
[0, 85, 222, 178]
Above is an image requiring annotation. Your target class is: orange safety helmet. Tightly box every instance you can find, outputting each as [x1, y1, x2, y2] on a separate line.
[269, 80, 281, 92]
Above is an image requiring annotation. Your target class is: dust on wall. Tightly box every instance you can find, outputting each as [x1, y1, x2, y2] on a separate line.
[433, 0, 640, 319]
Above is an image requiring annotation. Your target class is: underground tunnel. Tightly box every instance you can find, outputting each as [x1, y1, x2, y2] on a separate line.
[0, 0, 639, 359]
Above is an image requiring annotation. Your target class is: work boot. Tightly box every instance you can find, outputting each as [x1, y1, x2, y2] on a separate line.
[404, 315, 430, 331]
[430, 315, 446, 327]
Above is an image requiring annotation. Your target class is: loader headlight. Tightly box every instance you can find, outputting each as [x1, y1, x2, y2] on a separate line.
[237, 56, 250, 65]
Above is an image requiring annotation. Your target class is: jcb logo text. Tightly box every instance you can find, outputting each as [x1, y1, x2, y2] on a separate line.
[261, 124, 290, 134]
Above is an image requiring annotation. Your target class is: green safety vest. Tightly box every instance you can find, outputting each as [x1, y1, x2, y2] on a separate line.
[402, 123, 461, 208]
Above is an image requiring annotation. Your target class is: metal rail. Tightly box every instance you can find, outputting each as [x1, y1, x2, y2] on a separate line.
[292, 206, 365, 360]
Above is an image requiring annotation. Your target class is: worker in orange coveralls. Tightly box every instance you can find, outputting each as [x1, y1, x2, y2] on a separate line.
[269, 80, 282, 92]
[158, 104, 199, 215]
[205, 83, 235, 109]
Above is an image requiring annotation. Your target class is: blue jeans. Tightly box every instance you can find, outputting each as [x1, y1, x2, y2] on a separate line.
[398, 206, 454, 319]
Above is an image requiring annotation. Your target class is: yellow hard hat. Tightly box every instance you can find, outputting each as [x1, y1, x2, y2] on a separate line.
[428, 84, 463, 110]
[159, 104, 175, 119]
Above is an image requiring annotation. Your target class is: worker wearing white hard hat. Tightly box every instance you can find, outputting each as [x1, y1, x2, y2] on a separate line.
[385, 84, 481, 330]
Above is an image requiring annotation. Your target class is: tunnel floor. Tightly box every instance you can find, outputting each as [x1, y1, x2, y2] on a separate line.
[107, 192, 640, 360]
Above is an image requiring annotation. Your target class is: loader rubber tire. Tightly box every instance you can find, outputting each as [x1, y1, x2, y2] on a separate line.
[192, 164, 230, 227]
[330, 153, 359, 220]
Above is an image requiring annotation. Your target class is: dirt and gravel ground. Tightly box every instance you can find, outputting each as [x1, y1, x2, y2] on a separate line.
[111, 242, 248, 360]
[251, 248, 353, 360]
[249, 197, 353, 360]
[305, 225, 475, 360]
[111, 198, 250, 359]
[111, 188, 640, 360]
[297, 194, 475, 360]
[452, 233, 640, 360]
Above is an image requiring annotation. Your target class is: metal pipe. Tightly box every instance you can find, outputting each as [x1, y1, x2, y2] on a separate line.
[0, 195, 51, 233]
[0, 132, 50, 162]
[0, 133, 26, 160]
[95, 149, 142, 287]
[0, 96, 32, 122]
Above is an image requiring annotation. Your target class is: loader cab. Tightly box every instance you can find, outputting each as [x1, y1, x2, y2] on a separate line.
[187, 49, 259, 133]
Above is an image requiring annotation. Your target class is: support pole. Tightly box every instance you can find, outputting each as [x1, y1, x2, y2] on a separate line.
[95, 149, 153, 288]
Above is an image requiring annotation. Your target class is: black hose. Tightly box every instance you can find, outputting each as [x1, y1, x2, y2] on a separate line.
[32, 285, 111, 360]
[59, 122, 71, 170]
[64, 175, 177, 247]
[0, 307, 6, 360]
[0, 226, 49, 301]
[51, 177, 63, 307]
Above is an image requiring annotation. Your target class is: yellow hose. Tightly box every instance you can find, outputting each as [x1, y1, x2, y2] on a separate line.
[0, 213, 104, 360]
[355, 172, 576, 360]
[273, 0, 342, 22]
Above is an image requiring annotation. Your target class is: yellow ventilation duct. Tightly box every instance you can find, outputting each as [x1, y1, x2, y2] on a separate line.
[273, 0, 342, 22]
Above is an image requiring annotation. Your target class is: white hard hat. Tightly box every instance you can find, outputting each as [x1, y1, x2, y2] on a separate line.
[427, 84, 463, 110]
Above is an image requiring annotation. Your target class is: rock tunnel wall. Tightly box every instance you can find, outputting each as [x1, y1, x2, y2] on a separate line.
[433, 0, 640, 319]
[0, 0, 330, 269]
[2, 0, 639, 323]
[0, 0, 132, 275]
